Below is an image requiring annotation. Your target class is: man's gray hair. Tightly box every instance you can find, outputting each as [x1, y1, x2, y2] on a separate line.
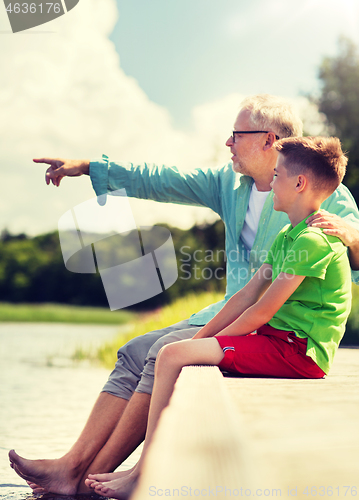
[240, 94, 303, 139]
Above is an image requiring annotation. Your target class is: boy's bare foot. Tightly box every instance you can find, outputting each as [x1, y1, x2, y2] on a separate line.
[85, 466, 136, 489]
[9, 450, 80, 495]
[91, 469, 139, 499]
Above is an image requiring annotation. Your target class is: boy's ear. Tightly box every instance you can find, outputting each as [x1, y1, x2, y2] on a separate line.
[295, 174, 307, 193]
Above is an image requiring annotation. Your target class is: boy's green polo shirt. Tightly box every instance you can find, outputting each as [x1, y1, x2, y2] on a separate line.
[264, 217, 352, 375]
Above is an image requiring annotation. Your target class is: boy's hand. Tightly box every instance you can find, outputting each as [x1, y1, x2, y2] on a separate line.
[306, 209, 359, 247]
[33, 158, 90, 187]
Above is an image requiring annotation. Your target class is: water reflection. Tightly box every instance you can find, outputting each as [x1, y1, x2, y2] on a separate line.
[0, 323, 141, 500]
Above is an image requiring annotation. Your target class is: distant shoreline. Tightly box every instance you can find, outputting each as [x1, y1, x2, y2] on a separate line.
[0, 302, 132, 325]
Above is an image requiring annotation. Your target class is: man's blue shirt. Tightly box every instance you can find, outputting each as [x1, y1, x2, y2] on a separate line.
[90, 155, 359, 325]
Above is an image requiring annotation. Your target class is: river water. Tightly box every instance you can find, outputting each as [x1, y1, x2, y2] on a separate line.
[0, 323, 142, 500]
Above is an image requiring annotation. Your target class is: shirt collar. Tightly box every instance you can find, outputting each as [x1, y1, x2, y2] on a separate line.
[285, 211, 318, 242]
[233, 173, 253, 191]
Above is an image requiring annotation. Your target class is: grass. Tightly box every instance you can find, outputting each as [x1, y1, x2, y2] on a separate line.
[78, 291, 224, 368]
[0, 302, 132, 325]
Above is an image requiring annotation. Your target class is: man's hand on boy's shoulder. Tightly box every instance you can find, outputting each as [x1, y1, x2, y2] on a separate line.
[306, 210, 359, 249]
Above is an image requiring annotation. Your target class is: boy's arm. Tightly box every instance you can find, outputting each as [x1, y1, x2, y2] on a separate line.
[192, 264, 273, 340]
[215, 272, 305, 337]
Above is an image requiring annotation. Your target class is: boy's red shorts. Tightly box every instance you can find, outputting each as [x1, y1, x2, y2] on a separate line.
[216, 324, 326, 379]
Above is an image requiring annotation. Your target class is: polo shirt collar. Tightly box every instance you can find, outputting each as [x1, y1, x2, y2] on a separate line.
[285, 210, 318, 242]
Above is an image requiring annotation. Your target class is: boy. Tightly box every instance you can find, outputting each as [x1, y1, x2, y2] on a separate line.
[86, 136, 351, 498]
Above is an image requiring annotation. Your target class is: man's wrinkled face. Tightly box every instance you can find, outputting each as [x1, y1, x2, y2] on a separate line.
[226, 109, 263, 175]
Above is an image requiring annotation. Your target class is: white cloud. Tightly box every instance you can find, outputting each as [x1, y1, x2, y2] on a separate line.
[0, 0, 209, 234]
[0, 0, 327, 235]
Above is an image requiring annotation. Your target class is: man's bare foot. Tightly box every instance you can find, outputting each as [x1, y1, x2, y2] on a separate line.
[91, 469, 139, 499]
[9, 450, 80, 495]
[26, 481, 47, 494]
[85, 466, 136, 489]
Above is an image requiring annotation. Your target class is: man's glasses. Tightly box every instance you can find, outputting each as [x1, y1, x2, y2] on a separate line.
[232, 131, 280, 142]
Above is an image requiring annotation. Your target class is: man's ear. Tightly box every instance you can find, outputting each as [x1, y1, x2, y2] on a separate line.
[263, 132, 277, 151]
[295, 174, 307, 193]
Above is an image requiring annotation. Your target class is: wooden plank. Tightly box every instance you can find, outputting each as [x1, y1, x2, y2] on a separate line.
[225, 349, 359, 495]
[131, 365, 257, 499]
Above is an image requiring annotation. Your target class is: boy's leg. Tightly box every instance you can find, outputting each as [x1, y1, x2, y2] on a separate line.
[90, 338, 224, 498]
[143, 338, 224, 455]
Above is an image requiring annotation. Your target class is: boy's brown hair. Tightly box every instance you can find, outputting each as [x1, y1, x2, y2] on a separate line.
[274, 136, 347, 195]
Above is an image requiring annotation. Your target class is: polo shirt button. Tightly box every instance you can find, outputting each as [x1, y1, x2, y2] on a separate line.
[251, 268, 255, 273]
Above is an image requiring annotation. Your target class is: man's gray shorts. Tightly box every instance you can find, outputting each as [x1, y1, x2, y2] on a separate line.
[102, 319, 203, 400]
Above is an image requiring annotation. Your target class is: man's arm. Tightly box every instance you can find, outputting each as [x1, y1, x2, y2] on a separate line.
[312, 185, 359, 273]
[35, 156, 225, 215]
[33, 158, 90, 186]
[306, 210, 359, 270]
[215, 272, 305, 337]
[192, 264, 273, 340]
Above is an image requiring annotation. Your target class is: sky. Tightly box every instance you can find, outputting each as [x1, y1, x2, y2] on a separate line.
[0, 0, 359, 236]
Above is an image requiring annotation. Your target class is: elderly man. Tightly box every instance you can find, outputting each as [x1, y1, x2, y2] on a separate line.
[9, 94, 359, 495]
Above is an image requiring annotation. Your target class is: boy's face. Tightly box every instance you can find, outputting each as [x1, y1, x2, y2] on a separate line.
[270, 155, 298, 213]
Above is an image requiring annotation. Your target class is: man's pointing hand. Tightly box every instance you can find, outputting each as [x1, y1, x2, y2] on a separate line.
[33, 158, 90, 187]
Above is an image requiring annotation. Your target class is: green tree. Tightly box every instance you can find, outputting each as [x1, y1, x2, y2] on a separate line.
[0, 222, 226, 309]
[313, 36, 359, 201]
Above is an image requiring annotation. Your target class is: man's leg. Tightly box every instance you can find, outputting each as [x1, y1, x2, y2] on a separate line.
[9, 320, 199, 494]
[9, 392, 127, 496]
